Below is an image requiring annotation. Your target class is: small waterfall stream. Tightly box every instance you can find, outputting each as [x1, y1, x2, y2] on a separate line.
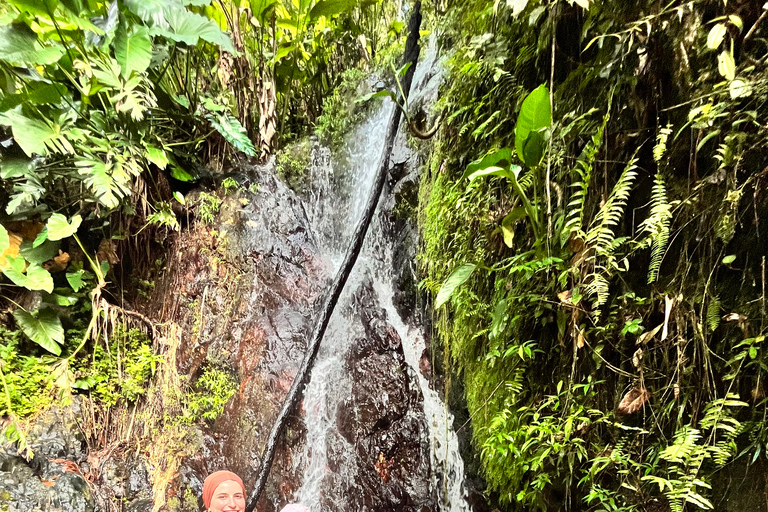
[295, 45, 472, 511]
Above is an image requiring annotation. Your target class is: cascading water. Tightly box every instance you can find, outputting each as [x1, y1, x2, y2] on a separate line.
[295, 42, 472, 511]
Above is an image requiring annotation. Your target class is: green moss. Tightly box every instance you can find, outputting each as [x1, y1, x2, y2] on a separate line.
[276, 138, 312, 193]
[73, 328, 162, 407]
[0, 327, 54, 417]
[315, 67, 369, 146]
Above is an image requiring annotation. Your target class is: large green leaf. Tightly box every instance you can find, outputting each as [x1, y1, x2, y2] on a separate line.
[114, 24, 152, 77]
[250, 0, 279, 23]
[0, 23, 66, 65]
[2, 256, 54, 293]
[12, 307, 64, 355]
[0, 158, 35, 179]
[47, 213, 82, 241]
[20, 239, 59, 265]
[462, 148, 515, 180]
[8, 0, 59, 17]
[514, 84, 551, 167]
[309, 0, 358, 20]
[206, 112, 257, 156]
[154, 6, 236, 54]
[76, 158, 121, 208]
[435, 263, 477, 308]
[124, 0, 175, 28]
[0, 108, 70, 157]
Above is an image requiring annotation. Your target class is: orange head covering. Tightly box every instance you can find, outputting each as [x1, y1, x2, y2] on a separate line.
[202, 470, 246, 509]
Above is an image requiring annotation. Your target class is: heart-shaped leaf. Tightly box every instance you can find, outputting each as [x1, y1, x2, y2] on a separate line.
[13, 307, 64, 355]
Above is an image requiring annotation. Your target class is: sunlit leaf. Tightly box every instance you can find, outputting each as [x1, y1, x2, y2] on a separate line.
[171, 165, 194, 181]
[435, 263, 477, 308]
[0, 225, 9, 255]
[46, 213, 82, 241]
[309, 0, 358, 20]
[501, 207, 528, 247]
[462, 147, 515, 180]
[114, 23, 152, 76]
[729, 79, 752, 99]
[717, 50, 736, 81]
[706, 23, 727, 50]
[2, 256, 54, 293]
[8, 0, 59, 17]
[153, 5, 236, 54]
[515, 84, 551, 167]
[146, 145, 169, 169]
[13, 307, 64, 355]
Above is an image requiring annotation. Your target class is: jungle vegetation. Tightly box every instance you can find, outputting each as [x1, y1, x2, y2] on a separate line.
[1, 0, 768, 511]
[0, 0, 399, 462]
[419, 0, 768, 510]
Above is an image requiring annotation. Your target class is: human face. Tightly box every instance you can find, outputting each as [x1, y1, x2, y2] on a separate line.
[209, 480, 246, 512]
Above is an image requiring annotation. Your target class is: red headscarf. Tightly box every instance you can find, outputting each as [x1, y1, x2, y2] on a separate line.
[202, 470, 246, 509]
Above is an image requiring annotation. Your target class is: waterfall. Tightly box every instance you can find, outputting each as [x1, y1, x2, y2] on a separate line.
[294, 42, 471, 512]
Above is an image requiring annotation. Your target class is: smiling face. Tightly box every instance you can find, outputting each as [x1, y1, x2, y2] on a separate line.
[208, 480, 246, 512]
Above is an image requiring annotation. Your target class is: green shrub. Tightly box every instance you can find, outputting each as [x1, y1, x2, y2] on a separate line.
[185, 366, 238, 422]
[315, 68, 369, 146]
[0, 327, 54, 417]
[276, 139, 312, 193]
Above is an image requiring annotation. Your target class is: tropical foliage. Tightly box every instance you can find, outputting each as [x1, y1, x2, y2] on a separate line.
[420, 0, 768, 510]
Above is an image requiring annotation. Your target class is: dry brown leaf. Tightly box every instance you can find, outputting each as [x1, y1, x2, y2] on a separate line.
[43, 250, 71, 273]
[558, 289, 573, 305]
[632, 348, 643, 368]
[617, 387, 650, 415]
[0, 230, 22, 267]
[722, 312, 747, 323]
[577, 329, 585, 349]
[673, 383, 680, 399]
[637, 324, 662, 345]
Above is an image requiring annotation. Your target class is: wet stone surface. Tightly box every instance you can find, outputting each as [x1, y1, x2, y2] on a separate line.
[328, 282, 436, 512]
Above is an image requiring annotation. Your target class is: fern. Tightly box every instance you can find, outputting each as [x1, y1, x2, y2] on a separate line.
[563, 115, 608, 241]
[585, 157, 638, 257]
[705, 296, 721, 334]
[653, 124, 673, 162]
[580, 157, 637, 311]
[640, 173, 672, 283]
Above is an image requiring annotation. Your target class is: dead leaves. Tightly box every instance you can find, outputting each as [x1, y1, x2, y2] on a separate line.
[375, 452, 395, 483]
[617, 387, 650, 415]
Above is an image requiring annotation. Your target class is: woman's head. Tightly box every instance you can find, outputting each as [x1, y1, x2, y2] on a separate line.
[202, 470, 246, 512]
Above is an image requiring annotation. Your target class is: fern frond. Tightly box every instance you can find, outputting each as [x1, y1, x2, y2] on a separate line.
[653, 124, 673, 162]
[563, 115, 608, 240]
[640, 173, 672, 283]
[706, 296, 721, 333]
[585, 156, 638, 256]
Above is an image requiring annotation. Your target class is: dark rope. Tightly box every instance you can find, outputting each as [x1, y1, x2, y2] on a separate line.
[245, 3, 422, 510]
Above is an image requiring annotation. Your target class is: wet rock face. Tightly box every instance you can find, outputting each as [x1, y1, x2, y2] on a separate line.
[328, 283, 436, 512]
[156, 166, 328, 509]
[0, 399, 152, 512]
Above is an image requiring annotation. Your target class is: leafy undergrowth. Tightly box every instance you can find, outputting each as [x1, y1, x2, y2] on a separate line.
[419, 0, 768, 510]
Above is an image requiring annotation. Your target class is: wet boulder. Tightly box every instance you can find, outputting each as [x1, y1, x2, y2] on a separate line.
[327, 282, 436, 512]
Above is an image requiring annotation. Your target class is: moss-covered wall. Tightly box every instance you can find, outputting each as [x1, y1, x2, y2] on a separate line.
[418, 0, 768, 510]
